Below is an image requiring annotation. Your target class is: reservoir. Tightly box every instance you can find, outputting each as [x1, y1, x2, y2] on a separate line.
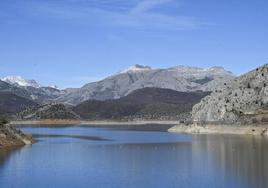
[0, 125, 267, 188]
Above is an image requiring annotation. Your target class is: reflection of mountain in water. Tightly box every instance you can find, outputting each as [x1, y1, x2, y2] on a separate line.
[0, 147, 23, 167]
[191, 135, 268, 188]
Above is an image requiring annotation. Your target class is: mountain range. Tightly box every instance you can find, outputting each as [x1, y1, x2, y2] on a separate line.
[0, 64, 235, 120]
[56, 64, 235, 105]
[1, 65, 234, 105]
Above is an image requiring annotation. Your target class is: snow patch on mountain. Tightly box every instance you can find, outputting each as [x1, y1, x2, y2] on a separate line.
[1, 76, 41, 88]
[119, 64, 152, 74]
[50, 85, 60, 89]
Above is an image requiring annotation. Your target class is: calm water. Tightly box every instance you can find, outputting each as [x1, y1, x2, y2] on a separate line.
[0, 125, 268, 188]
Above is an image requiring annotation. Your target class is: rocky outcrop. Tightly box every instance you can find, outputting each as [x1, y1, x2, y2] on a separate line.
[0, 123, 34, 148]
[192, 64, 268, 125]
[168, 124, 268, 136]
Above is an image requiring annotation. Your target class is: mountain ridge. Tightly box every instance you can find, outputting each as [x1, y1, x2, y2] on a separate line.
[56, 64, 234, 105]
[0, 65, 235, 107]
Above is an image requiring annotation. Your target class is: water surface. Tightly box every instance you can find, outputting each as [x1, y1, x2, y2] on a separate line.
[0, 125, 267, 188]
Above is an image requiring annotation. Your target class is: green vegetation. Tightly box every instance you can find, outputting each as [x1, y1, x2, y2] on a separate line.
[19, 103, 80, 120]
[73, 88, 210, 121]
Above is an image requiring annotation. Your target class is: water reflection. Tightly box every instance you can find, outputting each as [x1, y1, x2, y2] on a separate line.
[0, 148, 13, 166]
[0, 127, 267, 188]
[191, 135, 268, 188]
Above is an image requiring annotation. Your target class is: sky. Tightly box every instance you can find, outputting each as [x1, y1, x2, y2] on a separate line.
[0, 0, 268, 88]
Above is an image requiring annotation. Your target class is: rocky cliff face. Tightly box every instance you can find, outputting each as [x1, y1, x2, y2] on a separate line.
[192, 64, 268, 125]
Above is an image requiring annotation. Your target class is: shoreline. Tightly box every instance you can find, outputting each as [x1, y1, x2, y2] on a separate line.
[10, 119, 179, 126]
[168, 123, 268, 136]
[9, 120, 268, 136]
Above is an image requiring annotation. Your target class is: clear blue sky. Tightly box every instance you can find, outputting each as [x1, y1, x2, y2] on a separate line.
[0, 0, 267, 88]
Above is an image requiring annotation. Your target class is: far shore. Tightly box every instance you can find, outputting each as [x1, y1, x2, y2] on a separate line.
[10, 119, 180, 126]
[10, 120, 268, 136]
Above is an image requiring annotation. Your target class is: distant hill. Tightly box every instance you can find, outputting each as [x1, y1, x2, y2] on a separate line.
[192, 64, 268, 125]
[73, 88, 210, 120]
[19, 103, 80, 120]
[0, 92, 37, 117]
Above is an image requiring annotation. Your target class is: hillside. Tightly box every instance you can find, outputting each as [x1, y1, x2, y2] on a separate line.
[73, 88, 210, 121]
[19, 103, 80, 120]
[0, 80, 32, 99]
[192, 64, 268, 125]
[0, 92, 37, 117]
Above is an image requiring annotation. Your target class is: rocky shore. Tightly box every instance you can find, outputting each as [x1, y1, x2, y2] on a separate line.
[168, 123, 268, 136]
[168, 64, 268, 136]
[0, 123, 35, 148]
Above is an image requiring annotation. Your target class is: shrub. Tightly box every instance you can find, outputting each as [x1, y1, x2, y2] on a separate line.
[0, 117, 8, 125]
